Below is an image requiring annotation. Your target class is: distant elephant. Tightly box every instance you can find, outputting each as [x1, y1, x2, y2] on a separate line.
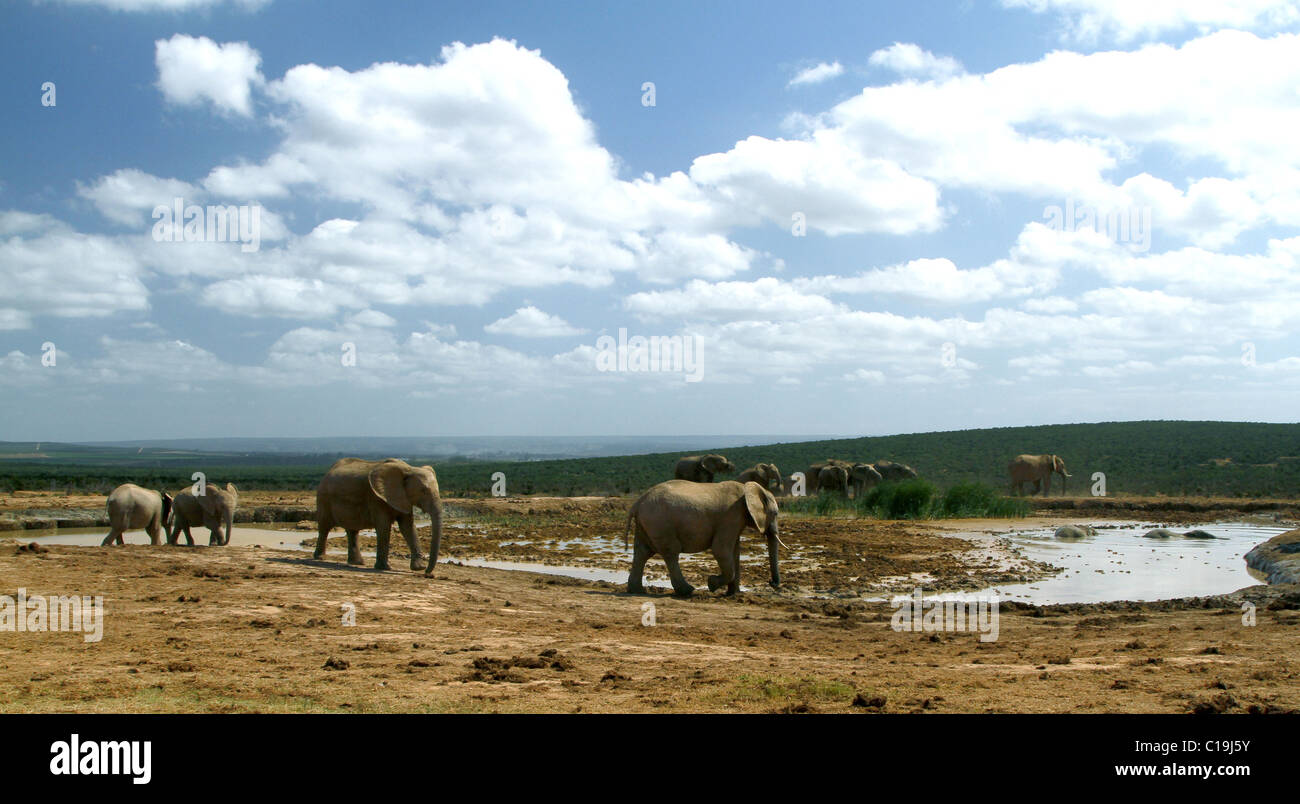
[818, 464, 851, 496]
[804, 459, 847, 493]
[625, 479, 781, 597]
[1054, 525, 1097, 539]
[736, 462, 781, 494]
[1143, 528, 1217, 539]
[673, 454, 736, 483]
[1009, 454, 1070, 496]
[101, 483, 173, 546]
[314, 457, 443, 574]
[168, 482, 239, 546]
[850, 463, 883, 497]
[872, 460, 919, 482]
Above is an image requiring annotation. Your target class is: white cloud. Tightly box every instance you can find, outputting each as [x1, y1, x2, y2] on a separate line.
[788, 61, 845, 87]
[78, 169, 200, 226]
[155, 35, 264, 116]
[868, 43, 963, 79]
[485, 306, 586, 338]
[1003, 0, 1300, 42]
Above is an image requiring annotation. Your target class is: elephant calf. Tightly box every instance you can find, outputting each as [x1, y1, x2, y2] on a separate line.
[102, 483, 173, 546]
[673, 454, 735, 483]
[168, 483, 239, 546]
[625, 479, 780, 598]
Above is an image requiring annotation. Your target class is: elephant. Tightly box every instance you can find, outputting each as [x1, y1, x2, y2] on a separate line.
[872, 460, 919, 482]
[101, 483, 173, 546]
[168, 483, 238, 546]
[803, 459, 847, 493]
[625, 479, 781, 598]
[1143, 528, 1218, 539]
[818, 464, 851, 496]
[850, 463, 883, 497]
[1008, 454, 1070, 496]
[1054, 525, 1097, 539]
[314, 457, 443, 574]
[735, 463, 782, 494]
[673, 454, 736, 483]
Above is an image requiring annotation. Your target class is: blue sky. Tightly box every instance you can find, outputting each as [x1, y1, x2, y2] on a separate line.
[2, 0, 1300, 441]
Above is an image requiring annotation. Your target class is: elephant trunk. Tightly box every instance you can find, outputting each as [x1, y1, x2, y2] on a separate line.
[766, 530, 780, 589]
[423, 495, 443, 577]
[225, 509, 234, 546]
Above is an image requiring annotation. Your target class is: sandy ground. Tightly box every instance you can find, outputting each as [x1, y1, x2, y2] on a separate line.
[1, 495, 1297, 713]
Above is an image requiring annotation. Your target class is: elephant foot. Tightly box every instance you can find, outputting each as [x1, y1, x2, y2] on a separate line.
[312, 549, 326, 560]
[409, 557, 427, 571]
[707, 574, 724, 593]
[374, 560, 391, 572]
[726, 584, 739, 597]
[671, 583, 695, 599]
[347, 553, 365, 566]
[627, 581, 646, 595]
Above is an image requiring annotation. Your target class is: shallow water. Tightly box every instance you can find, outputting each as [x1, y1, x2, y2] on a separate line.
[932, 520, 1289, 605]
[3, 524, 309, 550]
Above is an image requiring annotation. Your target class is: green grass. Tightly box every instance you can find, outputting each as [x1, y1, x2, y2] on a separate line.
[720, 674, 856, 705]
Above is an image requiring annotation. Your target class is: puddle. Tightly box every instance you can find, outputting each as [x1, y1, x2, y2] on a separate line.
[938, 521, 1289, 605]
[2, 524, 308, 550]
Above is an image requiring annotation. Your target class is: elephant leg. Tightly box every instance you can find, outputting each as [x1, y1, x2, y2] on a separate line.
[182, 525, 195, 547]
[345, 530, 364, 565]
[374, 517, 394, 571]
[661, 550, 694, 598]
[313, 517, 331, 560]
[398, 515, 426, 572]
[708, 541, 739, 596]
[627, 538, 652, 594]
[101, 527, 123, 546]
[146, 520, 163, 546]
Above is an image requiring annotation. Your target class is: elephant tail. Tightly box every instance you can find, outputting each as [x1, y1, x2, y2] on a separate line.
[624, 503, 637, 552]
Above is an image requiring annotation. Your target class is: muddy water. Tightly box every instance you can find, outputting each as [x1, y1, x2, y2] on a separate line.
[945, 520, 1290, 605]
[2, 524, 309, 550]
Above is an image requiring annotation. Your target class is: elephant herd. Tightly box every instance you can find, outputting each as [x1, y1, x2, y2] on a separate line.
[1055, 525, 1219, 539]
[102, 481, 239, 547]
[672, 453, 919, 500]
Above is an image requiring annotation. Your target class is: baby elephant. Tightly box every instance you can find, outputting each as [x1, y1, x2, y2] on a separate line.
[1054, 525, 1097, 539]
[168, 483, 239, 546]
[102, 483, 173, 546]
[625, 480, 780, 597]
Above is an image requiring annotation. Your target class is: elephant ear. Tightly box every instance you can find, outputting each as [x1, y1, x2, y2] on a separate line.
[743, 482, 769, 533]
[225, 483, 238, 499]
[369, 461, 413, 513]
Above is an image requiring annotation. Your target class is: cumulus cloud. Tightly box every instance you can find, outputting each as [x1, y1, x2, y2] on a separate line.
[868, 43, 963, 79]
[155, 35, 264, 116]
[485, 306, 586, 338]
[1003, 0, 1300, 42]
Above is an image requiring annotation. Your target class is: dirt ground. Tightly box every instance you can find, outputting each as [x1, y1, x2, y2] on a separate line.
[1, 494, 1297, 713]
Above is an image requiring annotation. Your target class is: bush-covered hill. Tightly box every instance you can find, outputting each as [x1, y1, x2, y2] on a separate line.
[2, 421, 1298, 498]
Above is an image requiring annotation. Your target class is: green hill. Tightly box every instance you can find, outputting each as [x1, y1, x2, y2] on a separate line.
[2, 421, 1298, 498]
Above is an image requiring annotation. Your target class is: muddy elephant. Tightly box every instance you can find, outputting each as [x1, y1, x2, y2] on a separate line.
[101, 483, 173, 546]
[872, 460, 918, 481]
[625, 479, 780, 597]
[736, 463, 781, 493]
[818, 464, 851, 496]
[314, 457, 443, 574]
[1143, 528, 1218, 539]
[850, 463, 883, 497]
[1009, 454, 1070, 496]
[1054, 525, 1097, 539]
[168, 482, 238, 546]
[673, 454, 735, 483]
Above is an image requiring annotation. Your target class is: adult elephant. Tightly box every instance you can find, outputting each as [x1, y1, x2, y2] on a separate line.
[168, 482, 238, 546]
[1008, 454, 1070, 496]
[818, 464, 851, 496]
[849, 463, 883, 497]
[101, 483, 172, 546]
[872, 460, 919, 481]
[625, 480, 781, 598]
[314, 458, 443, 574]
[673, 454, 735, 483]
[1054, 525, 1097, 539]
[736, 462, 781, 494]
